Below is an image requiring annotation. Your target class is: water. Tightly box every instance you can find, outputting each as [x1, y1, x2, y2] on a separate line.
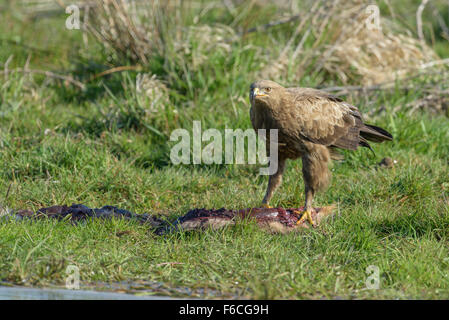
[0, 286, 176, 300]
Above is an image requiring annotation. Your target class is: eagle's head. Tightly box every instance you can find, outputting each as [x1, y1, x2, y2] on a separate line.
[249, 80, 284, 105]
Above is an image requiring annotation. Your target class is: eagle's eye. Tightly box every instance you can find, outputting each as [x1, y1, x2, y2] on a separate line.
[265, 87, 272, 93]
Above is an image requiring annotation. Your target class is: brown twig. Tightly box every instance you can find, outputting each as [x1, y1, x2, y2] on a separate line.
[89, 65, 142, 81]
[0, 68, 86, 90]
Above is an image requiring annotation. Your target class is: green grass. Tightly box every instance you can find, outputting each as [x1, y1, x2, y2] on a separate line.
[0, 1, 449, 299]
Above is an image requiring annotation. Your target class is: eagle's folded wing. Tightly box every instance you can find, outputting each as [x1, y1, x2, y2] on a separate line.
[284, 89, 364, 150]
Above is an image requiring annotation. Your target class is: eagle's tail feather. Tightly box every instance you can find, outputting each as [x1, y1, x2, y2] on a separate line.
[360, 124, 393, 143]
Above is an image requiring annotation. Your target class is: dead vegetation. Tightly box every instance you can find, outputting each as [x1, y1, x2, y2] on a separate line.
[85, 0, 169, 65]
[81, 0, 447, 86]
[259, 0, 440, 85]
[6, 0, 449, 117]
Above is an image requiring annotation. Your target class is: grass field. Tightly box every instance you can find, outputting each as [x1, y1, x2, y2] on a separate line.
[0, 0, 449, 299]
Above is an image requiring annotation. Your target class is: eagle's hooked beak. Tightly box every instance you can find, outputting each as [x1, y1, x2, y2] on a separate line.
[251, 87, 268, 101]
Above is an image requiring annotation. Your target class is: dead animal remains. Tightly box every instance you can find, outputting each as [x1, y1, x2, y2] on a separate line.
[1, 203, 336, 235]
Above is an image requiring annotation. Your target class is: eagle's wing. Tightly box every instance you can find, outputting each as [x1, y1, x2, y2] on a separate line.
[284, 88, 366, 150]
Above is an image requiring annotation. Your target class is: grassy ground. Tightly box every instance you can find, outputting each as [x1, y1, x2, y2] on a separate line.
[0, 0, 449, 299]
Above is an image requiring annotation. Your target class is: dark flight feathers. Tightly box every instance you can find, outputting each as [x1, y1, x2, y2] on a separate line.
[331, 122, 393, 152]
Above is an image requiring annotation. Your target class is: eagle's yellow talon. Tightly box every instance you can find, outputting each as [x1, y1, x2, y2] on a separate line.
[296, 209, 315, 227]
[261, 203, 272, 208]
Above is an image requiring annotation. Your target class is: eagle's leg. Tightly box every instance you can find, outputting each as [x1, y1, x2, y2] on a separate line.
[297, 187, 315, 226]
[297, 147, 331, 226]
[261, 157, 286, 208]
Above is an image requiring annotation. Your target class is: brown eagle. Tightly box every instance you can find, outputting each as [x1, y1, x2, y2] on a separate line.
[250, 80, 393, 226]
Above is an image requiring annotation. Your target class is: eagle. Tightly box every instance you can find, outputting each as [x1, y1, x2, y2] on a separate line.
[249, 80, 393, 226]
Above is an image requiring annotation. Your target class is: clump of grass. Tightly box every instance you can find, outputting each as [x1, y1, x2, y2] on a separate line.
[86, 0, 171, 64]
[259, 0, 439, 85]
[322, 0, 438, 85]
[135, 73, 170, 114]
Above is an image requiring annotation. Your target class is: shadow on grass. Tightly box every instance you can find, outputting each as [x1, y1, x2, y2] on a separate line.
[51, 59, 131, 104]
